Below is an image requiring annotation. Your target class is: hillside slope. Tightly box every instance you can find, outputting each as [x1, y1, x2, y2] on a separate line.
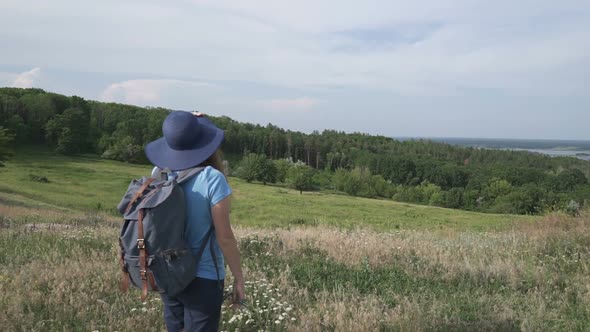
[0, 147, 533, 231]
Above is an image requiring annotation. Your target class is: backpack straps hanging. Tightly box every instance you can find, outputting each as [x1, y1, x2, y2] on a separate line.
[208, 230, 222, 290]
[137, 208, 159, 302]
[122, 177, 158, 301]
[119, 238, 130, 292]
[194, 226, 214, 265]
[193, 226, 221, 288]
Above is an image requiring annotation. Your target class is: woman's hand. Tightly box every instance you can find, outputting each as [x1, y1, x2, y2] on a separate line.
[232, 279, 246, 310]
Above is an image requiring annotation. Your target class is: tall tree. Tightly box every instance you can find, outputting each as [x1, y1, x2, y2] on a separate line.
[286, 164, 315, 194]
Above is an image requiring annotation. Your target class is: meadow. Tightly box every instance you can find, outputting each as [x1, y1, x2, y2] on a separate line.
[1, 149, 589, 331]
[0, 148, 533, 231]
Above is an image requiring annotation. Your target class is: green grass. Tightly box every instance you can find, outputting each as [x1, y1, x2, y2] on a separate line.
[0, 147, 534, 231]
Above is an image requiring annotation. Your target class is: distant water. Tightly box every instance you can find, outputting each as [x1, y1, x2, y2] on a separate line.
[396, 137, 590, 161]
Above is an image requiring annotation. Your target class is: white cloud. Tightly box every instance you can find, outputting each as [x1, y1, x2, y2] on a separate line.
[257, 97, 319, 112]
[100, 79, 219, 106]
[11, 67, 40, 88]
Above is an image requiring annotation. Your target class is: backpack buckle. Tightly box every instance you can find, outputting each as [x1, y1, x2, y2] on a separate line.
[160, 168, 171, 181]
[139, 269, 148, 280]
[137, 239, 145, 249]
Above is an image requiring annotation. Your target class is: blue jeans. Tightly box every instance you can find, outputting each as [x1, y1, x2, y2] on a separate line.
[161, 278, 224, 332]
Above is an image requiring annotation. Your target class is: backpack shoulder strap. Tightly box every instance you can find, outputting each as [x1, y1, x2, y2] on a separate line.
[176, 166, 206, 184]
[194, 226, 214, 265]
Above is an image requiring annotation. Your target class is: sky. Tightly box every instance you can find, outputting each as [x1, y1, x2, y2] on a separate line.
[0, 0, 589, 140]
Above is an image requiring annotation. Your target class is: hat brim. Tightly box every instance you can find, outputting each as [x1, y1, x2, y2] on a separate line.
[144, 119, 224, 172]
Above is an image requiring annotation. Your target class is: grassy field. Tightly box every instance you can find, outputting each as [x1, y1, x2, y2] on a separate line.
[1, 148, 589, 331]
[0, 147, 533, 231]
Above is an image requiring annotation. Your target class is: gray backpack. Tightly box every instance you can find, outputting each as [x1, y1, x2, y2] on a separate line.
[117, 167, 218, 301]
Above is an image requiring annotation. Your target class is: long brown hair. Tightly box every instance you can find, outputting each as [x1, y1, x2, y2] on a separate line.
[199, 149, 225, 175]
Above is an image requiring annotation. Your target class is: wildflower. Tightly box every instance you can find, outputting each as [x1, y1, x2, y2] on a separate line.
[274, 320, 280, 324]
[291, 317, 296, 321]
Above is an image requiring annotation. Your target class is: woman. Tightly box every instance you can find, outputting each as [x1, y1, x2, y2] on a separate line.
[145, 111, 245, 332]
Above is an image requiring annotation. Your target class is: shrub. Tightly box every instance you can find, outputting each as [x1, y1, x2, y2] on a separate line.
[565, 200, 581, 217]
[441, 187, 464, 209]
[286, 164, 315, 194]
[236, 153, 277, 185]
[274, 159, 291, 183]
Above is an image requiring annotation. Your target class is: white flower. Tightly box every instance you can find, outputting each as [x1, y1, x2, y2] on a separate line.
[141, 308, 148, 312]
[274, 320, 280, 324]
[130, 308, 137, 312]
[291, 317, 296, 321]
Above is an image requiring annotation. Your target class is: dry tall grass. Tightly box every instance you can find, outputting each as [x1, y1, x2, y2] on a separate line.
[1, 206, 589, 331]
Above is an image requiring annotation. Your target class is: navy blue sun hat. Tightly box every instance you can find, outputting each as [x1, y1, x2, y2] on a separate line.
[145, 111, 224, 171]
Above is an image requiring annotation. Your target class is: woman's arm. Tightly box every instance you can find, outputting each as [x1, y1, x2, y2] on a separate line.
[211, 196, 245, 306]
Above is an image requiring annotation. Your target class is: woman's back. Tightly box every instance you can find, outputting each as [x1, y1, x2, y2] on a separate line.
[181, 166, 231, 280]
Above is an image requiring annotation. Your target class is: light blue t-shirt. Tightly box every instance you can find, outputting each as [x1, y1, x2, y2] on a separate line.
[153, 166, 232, 280]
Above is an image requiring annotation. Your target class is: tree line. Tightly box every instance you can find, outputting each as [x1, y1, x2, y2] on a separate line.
[1, 87, 588, 215]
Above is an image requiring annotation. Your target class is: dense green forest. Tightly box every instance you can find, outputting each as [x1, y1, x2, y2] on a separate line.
[1, 87, 588, 215]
